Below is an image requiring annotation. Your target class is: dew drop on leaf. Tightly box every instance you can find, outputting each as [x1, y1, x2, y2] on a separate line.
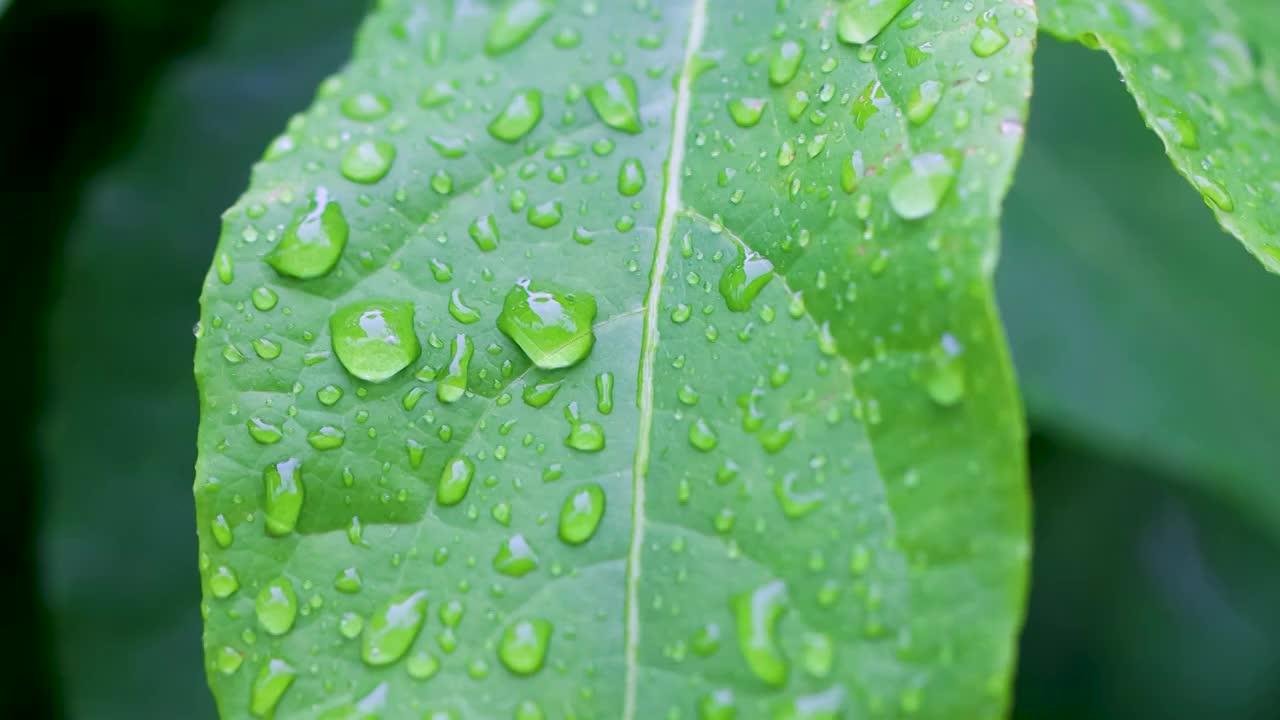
[265, 187, 348, 279]
[558, 482, 606, 545]
[497, 618, 552, 675]
[361, 590, 428, 666]
[586, 74, 643, 134]
[329, 299, 420, 383]
[497, 278, 597, 369]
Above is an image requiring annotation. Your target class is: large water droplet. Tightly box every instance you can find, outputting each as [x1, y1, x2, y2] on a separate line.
[485, 0, 553, 55]
[889, 152, 957, 220]
[728, 98, 768, 128]
[362, 591, 429, 666]
[255, 577, 298, 636]
[733, 580, 789, 686]
[489, 90, 544, 142]
[249, 659, 296, 718]
[558, 483, 605, 545]
[836, 0, 912, 45]
[329, 299, 420, 383]
[586, 74, 642, 134]
[266, 188, 348, 279]
[971, 11, 1010, 58]
[498, 618, 552, 675]
[497, 278, 597, 369]
[719, 247, 774, 311]
[341, 140, 396, 184]
[263, 458, 304, 536]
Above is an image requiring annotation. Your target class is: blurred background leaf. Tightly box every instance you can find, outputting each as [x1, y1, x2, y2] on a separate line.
[30, 0, 365, 717]
[8, 3, 1277, 718]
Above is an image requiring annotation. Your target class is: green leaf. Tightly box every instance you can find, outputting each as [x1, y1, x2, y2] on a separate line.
[1001, 38, 1280, 539]
[1041, 0, 1280, 273]
[41, 1, 365, 717]
[195, 1, 1033, 718]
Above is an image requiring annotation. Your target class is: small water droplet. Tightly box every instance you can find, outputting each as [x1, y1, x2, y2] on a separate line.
[728, 98, 768, 128]
[341, 139, 396, 184]
[769, 40, 805, 86]
[249, 659, 296, 718]
[493, 534, 539, 576]
[263, 458, 304, 536]
[719, 247, 774, 311]
[361, 590, 428, 666]
[437, 333, 474, 403]
[437, 455, 475, 506]
[498, 618, 552, 675]
[586, 74, 642, 134]
[618, 157, 646, 196]
[255, 577, 298, 636]
[837, 0, 912, 45]
[558, 483, 606, 544]
[733, 580, 789, 686]
[485, 0, 553, 56]
[266, 188, 348, 279]
[489, 90, 544, 142]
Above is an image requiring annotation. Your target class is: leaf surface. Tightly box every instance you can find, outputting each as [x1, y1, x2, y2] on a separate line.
[195, 1, 1033, 717]
[1041, 0, 1280, 272]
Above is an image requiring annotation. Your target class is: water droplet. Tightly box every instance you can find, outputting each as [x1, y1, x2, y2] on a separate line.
[437, 456, 475, 506]
[906, 80, 943, 125]
[339, 612, 364, 639]
[437, 333, 473, 403]
[1194, 175, 1234, 212]
[485, 0, 553, 55]
[249, 659, 296, 718]
[558, 483, 606, 545]
[618, 157, 646, 196]
[522, 379, 563, 408]
[211, 514, 233, 548]
[209, 565, 239, 598]
[774, 474, 824, 518]
[971, 11, 1010, 58]
[774, 687, 847, 720]
[361, 590, 428, 666]
[497, 278, 597, 369]
[266, 188, 348, 279]
[263, 458, 304, 536]
[493, 534, 539, 576]
[836, 0, 912, 45]
[733, 580, 789, 686]
[251, 337, 281, 360]
[307, 425, 346, 450]
[563, 401, 605, 452]
[341, 92, 391, 121]
[407, 651, 441, 680]
[595, 372, 614, 414]
[489, 90, 544, 142]
[251, 287, 279, 311]
[215, 646, 242, 675]
[586, 74, 642, 134]
[729, 98, 768, 128]
[247, 417, 283, 445]
[468, 213, 501, 252]
[498, 618, 552, 675]
[341, 139, 396, 184]
[448, 288, 481, 324]
[317, 683, 389, 720]
[527, 200, 563, 228]
[698, 689, 736, 720]
[334, 567, 363, 594]
[769, 40, 805, 86]
[255, 577, 298, 636]
[317, 384, 343, 406]
[719, 247, 774, 311]
[330, 299, 420, 383]
[889, 152, 957, 220]
[514, 700, 545, 720]
[688, 418, 719, 451]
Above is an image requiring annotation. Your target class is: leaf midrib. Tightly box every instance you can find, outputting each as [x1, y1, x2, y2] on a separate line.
[624, 0, 709, 715]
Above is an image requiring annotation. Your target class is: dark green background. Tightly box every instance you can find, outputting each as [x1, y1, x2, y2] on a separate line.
[2, 0, 1275, 717]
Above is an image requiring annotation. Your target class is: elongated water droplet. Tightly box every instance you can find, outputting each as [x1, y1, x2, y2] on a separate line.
[330, 299, 420, 382]
[595, 372, 614, 414]
[836, 0, 912, 45]
[362, 591, 429, 666]
[558, 483, 606, 545]
[497, 278, 597, 369]
[733, 580, 789, 686]
[255, 577, 298, 636]
[307, 425, 345, 450]
[266, 187, 348, 279]
[586, 74, 642, 134]
[250, 659, 296, 718]
[489, 90, 544, 142]
[769, 40, 805, 86]
[498, 618, 552, 675]
[617, 158, 646, 196]
[688, 418, 719, 451]
[1193, 175, 1234, 212]
[728, 98, 768, 128]
[211, 514, 233, 548]
[263, 458, 304, 536]
[485, 0, 553, 55]
[889, 152, 957, 220]
[719, 247, 774, 311]
[437, 333, 473, 403]
[493, 534, 539, 576]
[437, 456, 475, 506]
[341, 140, 396, 184]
